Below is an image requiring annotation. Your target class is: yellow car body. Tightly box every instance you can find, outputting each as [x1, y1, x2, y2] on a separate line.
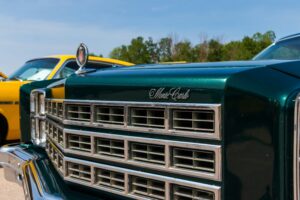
[0, 55, 133, 142]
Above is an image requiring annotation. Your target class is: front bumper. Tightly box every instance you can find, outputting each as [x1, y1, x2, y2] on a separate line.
[0, 144, 117, 200]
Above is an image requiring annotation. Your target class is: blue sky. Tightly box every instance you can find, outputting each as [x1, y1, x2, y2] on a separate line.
[0, 0, 300, 74]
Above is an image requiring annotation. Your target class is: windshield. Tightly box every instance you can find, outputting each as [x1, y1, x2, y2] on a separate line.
[254, 36, 300, 60]
[9, 58, 59, 81]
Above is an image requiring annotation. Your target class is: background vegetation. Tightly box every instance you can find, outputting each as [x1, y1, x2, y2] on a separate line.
[100, 31, 276, 64]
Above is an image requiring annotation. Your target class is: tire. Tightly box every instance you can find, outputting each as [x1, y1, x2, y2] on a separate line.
[0, 115, 8, 145]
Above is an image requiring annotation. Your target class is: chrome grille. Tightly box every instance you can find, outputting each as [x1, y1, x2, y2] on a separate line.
[95, 105, 124, 125]
[130, 107, 165, 128]
[172, 147, 215, 173]
[57, 100, 221, 140]
[172, 109, 215, 133]
[46, 100, 63, 119]
[95, 168, 125, 191]
[130, 142, 165, 165]
[66, 104, 91, 122]
[173, 184, 214, 200]
[45, 99, 222, 200]
[66, 162, 91, 183]
[45, 120, 64, 147]
[96, 138, 125, 158]
[130, 176, 165, 199]
[66, 134, 91, 153]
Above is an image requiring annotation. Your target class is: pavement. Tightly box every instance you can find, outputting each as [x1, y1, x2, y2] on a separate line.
[0, 167, 24, 200]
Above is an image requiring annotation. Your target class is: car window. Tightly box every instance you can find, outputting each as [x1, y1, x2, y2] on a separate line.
[254, 36, 300, 60]
[9, 58, 59, 81]
[54, 60, 115, 79]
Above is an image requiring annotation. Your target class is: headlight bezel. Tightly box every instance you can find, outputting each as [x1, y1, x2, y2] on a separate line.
[30, 89, 47, 147]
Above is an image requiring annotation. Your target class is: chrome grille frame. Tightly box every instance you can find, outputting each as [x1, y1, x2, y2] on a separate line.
[295, 95, 300, 200]
[45, 123, 221, 181]
[46, 99, 221, 140]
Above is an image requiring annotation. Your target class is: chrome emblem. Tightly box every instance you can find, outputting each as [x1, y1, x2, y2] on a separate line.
[149, 88, 190, 101]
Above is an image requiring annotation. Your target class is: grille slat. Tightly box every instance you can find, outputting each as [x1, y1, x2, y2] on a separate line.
[130, 108, 165, 129]
[67, 134, 91, 153]
[130, 176, 165, 200]
[173, 185, 214, 200]
[95, 168, 125, 191]
[95, 106, 124, 125]
[67, 162, 91, 182]
[172, 148, 215, 173]
[96, 138, 125, 158]
[172, 110, 215, 133]
[66, 105, 91, 122]
[130, 142, 165, 165]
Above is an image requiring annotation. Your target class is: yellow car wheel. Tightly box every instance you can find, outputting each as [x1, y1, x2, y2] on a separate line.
[0, 115, 8, 145]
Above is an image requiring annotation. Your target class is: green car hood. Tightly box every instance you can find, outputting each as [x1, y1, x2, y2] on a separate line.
[64, 60, 295, 103]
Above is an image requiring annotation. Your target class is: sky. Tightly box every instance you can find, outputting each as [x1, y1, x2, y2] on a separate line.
[0, 0, 300, 75]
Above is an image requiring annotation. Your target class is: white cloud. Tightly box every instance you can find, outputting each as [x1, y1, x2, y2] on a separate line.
[0, 15, 151, 75]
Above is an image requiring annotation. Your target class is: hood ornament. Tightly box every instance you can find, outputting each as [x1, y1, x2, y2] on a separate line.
[149, 88, 191, 101]
[75, 43, 95, 75]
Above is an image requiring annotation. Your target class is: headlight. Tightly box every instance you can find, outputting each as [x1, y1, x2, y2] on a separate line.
[30, 89, 46, 146]
[31, 118, 46, 146]
[30, 89, 46, 115]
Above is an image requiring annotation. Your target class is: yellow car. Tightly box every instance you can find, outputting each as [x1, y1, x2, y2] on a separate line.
[0, 55, 133, 144]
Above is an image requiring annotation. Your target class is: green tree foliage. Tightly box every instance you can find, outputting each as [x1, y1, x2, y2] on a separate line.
[89, 53, 103, 57]
[109, 31, 276, 63]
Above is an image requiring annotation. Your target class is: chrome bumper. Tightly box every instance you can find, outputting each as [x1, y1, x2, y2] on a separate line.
[0, 144, 113, 200]
[0, 145, 33, 185]
[0, 144, 63, 200]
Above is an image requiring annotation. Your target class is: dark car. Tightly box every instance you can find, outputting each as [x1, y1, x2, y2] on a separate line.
[2, 34, 300, 200]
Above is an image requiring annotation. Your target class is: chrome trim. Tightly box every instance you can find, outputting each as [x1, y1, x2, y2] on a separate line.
[64, 156, 221, 200]
[46, 123, 222, 181]
[294, 95, 300, 200]
[46, 99, 222, 140]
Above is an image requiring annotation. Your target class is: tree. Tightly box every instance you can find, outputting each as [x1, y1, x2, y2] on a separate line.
[207, 39, 224, 62]
[172, 40, 195, 62]
[158, 37, 173, 62]
[108, 31, 276, 63]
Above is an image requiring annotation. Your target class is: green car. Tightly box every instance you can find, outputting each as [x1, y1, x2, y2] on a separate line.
[2, 34, 300, 200]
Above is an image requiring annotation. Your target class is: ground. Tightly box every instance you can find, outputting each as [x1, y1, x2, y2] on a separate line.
[0, 167, 24, 200]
